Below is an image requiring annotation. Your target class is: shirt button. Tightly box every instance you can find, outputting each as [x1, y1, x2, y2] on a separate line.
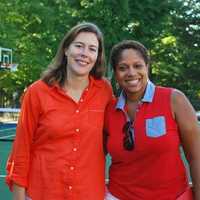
[85, 88, 89, 91]
[68, 186, 72, 190]
[80, 98, 83, 102]
[70, 166, 74, 170]
[75, 128, 79, 133]
[76, 110, 79, 113]
[73, 148, 77, 152]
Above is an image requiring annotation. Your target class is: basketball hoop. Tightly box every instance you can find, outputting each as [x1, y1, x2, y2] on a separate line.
[0, 63, 18, 71]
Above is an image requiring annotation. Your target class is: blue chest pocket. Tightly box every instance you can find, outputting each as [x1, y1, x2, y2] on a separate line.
[146, 116, 166, 137]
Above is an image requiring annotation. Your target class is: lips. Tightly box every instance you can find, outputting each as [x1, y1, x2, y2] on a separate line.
[75, 59, 89, 66]
[125, 79, 139, 86]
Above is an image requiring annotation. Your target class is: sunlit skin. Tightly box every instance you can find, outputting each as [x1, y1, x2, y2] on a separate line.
[65, 32, 99, 79]
[115, 48, 149, 101]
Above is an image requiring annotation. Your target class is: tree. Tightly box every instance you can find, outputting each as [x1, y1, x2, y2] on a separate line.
[170, 0, 200, 109]
[0, 0, 199, 109]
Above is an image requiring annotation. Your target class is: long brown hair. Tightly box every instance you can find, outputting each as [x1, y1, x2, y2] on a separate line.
[42, 22, 105, 86]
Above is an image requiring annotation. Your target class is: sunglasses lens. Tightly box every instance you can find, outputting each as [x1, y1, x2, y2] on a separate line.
[123, 122, 134, 151]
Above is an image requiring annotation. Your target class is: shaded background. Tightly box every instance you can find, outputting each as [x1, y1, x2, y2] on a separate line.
[0, 0, 200, 110]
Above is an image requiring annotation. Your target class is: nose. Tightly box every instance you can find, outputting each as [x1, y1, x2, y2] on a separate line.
[80, 47, 89, 57]
[127, 66, 137, 76]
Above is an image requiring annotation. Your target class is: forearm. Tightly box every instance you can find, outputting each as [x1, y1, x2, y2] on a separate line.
[190, 160, 200, 200]
[13, 184, 25, 200]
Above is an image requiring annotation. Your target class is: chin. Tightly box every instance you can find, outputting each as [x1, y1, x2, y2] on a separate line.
[126, 87, 144, 95]
[126, 85, 140, 91]
[127, 90, 140, 94]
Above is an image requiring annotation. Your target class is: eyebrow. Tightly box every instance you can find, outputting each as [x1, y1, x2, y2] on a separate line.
[118, 63, 128, 66]
[118, 60, 144, 65]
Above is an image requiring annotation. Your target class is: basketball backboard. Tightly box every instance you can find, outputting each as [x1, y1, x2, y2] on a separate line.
[0, 47, 18, 71]
[0, 47, 12, 65]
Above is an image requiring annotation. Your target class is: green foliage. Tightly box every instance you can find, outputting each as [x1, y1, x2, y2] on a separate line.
[169, 0, 200, 108]
[0, 0, 199, 109]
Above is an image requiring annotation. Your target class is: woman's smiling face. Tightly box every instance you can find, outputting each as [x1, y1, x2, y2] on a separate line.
[65, 31, 99, 78]
[115, 48, 149, 99]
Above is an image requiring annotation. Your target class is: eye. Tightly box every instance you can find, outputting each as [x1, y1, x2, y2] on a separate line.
[134, 63, 144, 68]
[89, 47, 97, 52]
[117, 64, 127, 71]
[74, 44, 83, 48]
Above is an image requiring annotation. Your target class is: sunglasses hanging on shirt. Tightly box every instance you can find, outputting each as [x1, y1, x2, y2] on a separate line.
[123, 121, 134, 151]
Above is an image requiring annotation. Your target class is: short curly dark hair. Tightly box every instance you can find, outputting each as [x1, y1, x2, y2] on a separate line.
[110, 40, 150, 71]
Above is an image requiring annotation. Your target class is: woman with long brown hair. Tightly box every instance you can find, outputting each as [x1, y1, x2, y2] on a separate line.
[6, 22, 113, 200]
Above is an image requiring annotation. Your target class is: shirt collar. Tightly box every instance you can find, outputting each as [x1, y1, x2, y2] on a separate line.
[51, 75, 103, 90]
[116, 80, 155, 110]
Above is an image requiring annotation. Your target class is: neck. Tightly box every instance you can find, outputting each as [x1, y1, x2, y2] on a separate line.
[125, 84, 147, 103]
[64, 73, 89, 91]
[126, 91, 144, 103]
[125, 92, 143, 122]
[126, 97, 141, 104]
[62, 76, 89, 103]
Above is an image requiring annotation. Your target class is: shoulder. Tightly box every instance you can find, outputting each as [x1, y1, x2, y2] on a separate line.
[171, 88, 188, 105]
[27, 79, 50, 93]
[154, 86, 186, 103]
[153, 86, 175, 103]
[156, 85, 174, 94]
[172, 88, 185, 97]
[94, 77, 112, 87]
[106, 98, 117, 112]
[171, 88, 196, 119]
[24, 80, 51, 102]
[105, 98, 117, 125]
[93, 77, 113, 94]
[150, 86, 174, 106]
[29, 79, 48, 89]
[172, 89, 190, 109]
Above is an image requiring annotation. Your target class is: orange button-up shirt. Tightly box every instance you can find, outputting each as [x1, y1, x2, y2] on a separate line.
[6, 76, 113, 200]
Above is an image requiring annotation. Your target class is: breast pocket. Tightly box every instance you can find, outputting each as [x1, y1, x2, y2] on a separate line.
[146, 116, 166, 137]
